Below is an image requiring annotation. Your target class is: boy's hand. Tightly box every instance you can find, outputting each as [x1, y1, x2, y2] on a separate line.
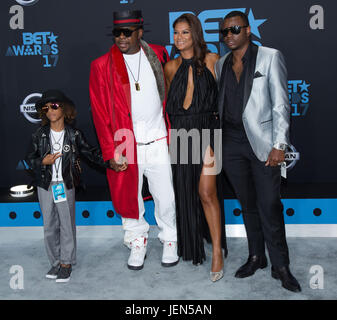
[42, 153, 62, 165]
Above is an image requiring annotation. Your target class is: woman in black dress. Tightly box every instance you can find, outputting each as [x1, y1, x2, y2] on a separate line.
[164, 13, 227, 282]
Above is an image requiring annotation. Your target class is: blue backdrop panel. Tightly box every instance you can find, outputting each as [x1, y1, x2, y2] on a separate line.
[0, 199, 336, 227]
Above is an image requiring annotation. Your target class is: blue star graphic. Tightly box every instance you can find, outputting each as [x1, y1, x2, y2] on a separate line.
[247, 9, 267, 39]
[48, 33, 58, 43]
[299, 81, 310, 92]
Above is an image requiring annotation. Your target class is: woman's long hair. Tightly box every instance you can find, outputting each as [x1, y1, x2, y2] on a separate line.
[173, 13, 208, 75]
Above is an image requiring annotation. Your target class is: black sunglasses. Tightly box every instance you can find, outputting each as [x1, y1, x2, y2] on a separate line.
[220, 25, 248, 37]
[113, 26, 141, 38]
[41, 103, 62, 112]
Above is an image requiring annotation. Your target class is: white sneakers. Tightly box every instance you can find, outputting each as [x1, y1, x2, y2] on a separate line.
[127, 237, 147, 270]
[127, 238, 179, 270]
[161, 241, 179, 267]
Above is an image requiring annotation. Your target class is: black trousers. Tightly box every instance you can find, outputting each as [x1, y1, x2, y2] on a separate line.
[222, 138, 290, 267]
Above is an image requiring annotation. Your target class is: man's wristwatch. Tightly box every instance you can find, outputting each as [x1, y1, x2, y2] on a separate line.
[273, 143, 287, 151]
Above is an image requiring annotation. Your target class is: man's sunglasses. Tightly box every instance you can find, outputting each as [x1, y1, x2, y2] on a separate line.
[220, 25, 249, 37]
[112, 26, 141, 38]
[41, 103, 62, 112]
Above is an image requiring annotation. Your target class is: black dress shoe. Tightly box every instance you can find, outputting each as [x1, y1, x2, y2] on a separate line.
[235, 255, 268, 278]
[271, 266, 301, 292]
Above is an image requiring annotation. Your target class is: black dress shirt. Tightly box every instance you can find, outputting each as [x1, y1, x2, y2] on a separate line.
[223, 43, 252, 142]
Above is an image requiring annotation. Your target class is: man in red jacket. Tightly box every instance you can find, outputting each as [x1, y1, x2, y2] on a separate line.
[89, 10, 178, 270]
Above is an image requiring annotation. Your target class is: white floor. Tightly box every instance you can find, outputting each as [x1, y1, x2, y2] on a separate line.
[1, 226, 337, 300]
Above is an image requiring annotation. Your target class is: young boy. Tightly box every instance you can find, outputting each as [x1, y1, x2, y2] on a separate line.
[25, 89, 107, 283]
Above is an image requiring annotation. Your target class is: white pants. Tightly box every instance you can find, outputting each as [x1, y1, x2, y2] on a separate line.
[122, 138, 177, 246]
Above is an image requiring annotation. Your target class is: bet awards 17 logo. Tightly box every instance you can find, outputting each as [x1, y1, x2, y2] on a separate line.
[167, 8, 267, 57]
[5, 31, 59, 67]
[288, 80, 310, 117]
[8, 0, 58, 66]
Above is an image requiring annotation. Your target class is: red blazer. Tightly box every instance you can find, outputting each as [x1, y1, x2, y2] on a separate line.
[89, 41, 170, 219]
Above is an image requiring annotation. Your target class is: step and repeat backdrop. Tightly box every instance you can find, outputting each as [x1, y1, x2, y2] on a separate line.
[0, 0, 336, 232]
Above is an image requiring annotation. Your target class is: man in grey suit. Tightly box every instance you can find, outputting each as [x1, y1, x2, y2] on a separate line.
[215, 11, 301, 292]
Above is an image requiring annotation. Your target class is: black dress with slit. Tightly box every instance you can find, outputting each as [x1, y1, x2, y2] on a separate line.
[166, 57, 228, 265]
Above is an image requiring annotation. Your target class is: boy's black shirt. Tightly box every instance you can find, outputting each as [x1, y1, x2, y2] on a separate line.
[25, 124, 108, 191]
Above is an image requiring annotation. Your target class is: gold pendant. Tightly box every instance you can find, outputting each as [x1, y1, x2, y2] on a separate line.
[135, 82, 140, 91]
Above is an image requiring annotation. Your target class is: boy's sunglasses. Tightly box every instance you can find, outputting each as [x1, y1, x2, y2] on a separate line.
[112, 26, 141, 38]
[41, 103, 62, 112]
[220, 25, 248, 37]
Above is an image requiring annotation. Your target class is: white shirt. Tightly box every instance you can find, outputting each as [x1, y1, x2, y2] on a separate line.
[123, 48, 167, 143]
[50, 129, 64, 181]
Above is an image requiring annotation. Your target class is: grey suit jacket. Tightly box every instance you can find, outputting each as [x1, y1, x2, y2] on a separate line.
[215, 44, 290, 161]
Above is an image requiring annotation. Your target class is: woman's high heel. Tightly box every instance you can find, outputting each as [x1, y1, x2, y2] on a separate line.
[210, 269, 224, 282]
